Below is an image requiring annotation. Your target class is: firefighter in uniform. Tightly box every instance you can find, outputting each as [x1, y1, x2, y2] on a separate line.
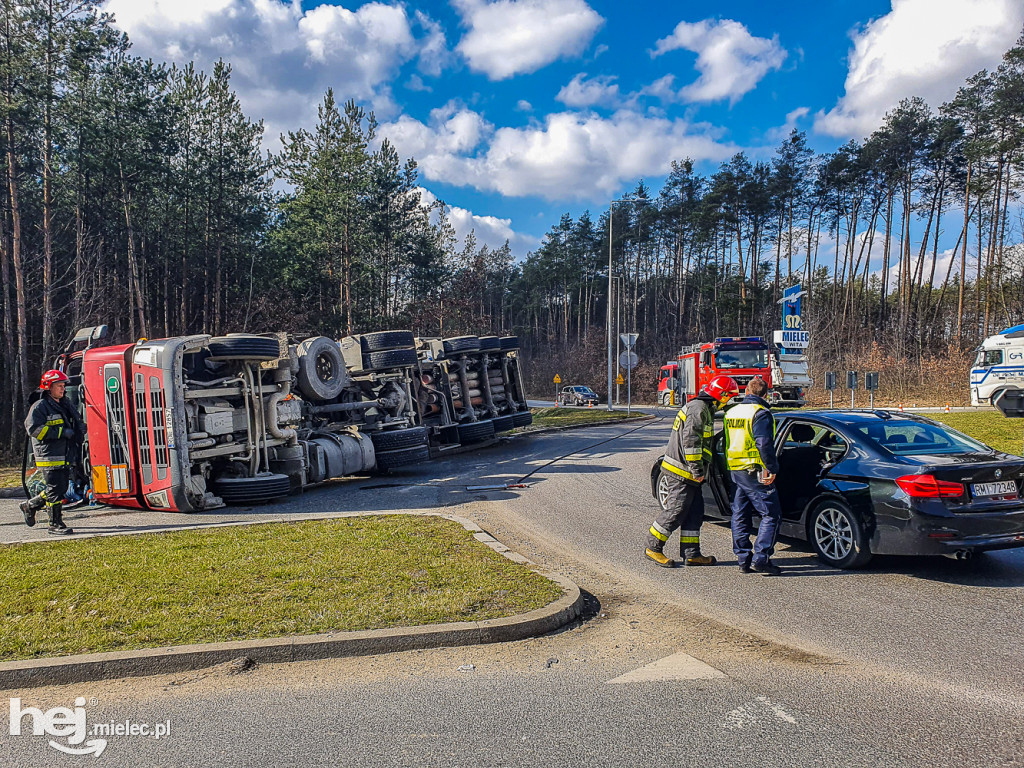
[645, 374, 739, 568]
[724, 376, 783, 575]
[20, 370, 84, 535]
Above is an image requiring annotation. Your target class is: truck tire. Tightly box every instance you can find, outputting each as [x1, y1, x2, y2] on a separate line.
[492, 414, 515, 433]
[363, 348, 418, 370]
[214, 473, 291, 503]
[511, 411, 533, 428]
[458, 419, 495, 443]
[376, 445, 430, 471]
[360, 330, 415, 352]
[478, 335, 501, 352]
[296, 336, 346, 401]
[499, 336, 519, 351]
[208, 335, 280, 361]
[442, 336, 480, 355]
[369, 426, 428, 452]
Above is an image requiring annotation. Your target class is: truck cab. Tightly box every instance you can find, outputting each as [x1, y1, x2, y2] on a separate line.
[971, 324, 1024, 406]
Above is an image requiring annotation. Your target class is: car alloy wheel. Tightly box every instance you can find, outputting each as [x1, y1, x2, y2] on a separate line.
[810, 500, 872, 569]
[814, 506, 854, 562]
[657, 471, 672, 511]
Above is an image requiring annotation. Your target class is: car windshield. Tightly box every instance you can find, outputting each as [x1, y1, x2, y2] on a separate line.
[575, 387, 594, 394]
[974, 348, 1002, 366]
[853, 420, 991, 456]
[714, 348, 767, 369]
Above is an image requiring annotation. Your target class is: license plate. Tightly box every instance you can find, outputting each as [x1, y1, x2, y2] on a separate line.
[971, 480, 1018, 497]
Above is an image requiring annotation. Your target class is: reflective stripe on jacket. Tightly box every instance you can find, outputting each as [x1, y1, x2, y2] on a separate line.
[724, 401, 775, 471]
[661, 396, 714, 483]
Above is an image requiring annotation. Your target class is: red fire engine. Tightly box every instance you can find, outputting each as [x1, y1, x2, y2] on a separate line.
[657, 336, 807, 406]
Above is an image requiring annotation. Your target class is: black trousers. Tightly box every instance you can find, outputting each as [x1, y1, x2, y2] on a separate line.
[28, 464, 69, 520]
[647, 474, 706, 557]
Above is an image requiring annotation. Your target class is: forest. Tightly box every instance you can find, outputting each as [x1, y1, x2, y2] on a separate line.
[1, 0, 1022, 450]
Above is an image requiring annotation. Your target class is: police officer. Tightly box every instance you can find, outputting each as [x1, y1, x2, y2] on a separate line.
[20, 370, 84, 535]
[724, 376, 783, 575]
[645, 374, 739, 568]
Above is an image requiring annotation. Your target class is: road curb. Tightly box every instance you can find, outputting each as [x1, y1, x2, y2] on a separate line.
[513, 412, 656, 438]
[0, 512, 584, 690]
[0, 487, 27, 499]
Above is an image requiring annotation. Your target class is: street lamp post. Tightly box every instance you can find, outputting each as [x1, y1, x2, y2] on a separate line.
[607, 198, 636, 411]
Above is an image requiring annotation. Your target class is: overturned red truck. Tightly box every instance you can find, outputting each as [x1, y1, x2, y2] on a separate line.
[27, 327, 531, 512]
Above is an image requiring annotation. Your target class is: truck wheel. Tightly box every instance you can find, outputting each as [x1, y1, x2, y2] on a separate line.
[499, 336, 519, 351]
[478, 336, 501, 352]
[363, 348, 418, 370]
[296, 336, 346, 401]
[458, 419, 495, 443]
[442, 336, 480, 355]
[376, 445, 430, 471]
[492, 414, 515, 433]
[369, 426, 428, 452]
[360, 330, 415, 352]
[214, 473, 292, 504]
[208, 335, 280, 361]
[511, 411, 533, 428]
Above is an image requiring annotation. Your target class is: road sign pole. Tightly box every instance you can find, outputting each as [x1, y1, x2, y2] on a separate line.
[627, 358, 632, 416]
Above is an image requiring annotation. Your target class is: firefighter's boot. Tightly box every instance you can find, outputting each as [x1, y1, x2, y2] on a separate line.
[645, 548, 676, 568]
[684, 553, 718, 566]
[20, 500, 36, 528]
[47, 505, 73, 536]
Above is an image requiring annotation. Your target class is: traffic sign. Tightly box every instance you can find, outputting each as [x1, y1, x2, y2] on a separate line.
[620, 333, 639, 349]
[553, 374, 562, 384]
[106, 376, 120, 394]
[616, 373, 625, 385]
[618, 351, 638, 370]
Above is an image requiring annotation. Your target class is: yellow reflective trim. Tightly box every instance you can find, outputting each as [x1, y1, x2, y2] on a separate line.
[35, 460, 66, 467]
[683, 452, 702, 460]
[649, 526, 668, 542]
[37, 425, 49, 439]
[680, 536, 700, 544]
[46, 418, 64, 425]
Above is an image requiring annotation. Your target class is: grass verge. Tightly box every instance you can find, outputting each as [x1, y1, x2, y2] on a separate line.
[0, 516, 563, 662]
[0, 465, 20, 489]
[929, 412, 1024, 457]
[528, 406, 649, 429]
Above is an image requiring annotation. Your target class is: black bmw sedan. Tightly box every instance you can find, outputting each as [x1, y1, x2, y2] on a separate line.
[651, 410, 1024, 569]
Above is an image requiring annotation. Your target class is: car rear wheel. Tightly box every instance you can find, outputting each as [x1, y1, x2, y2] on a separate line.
[810, 500, 872, 569]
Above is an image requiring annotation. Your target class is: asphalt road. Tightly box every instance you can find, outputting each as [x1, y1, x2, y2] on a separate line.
[3, 414, 1023, 766]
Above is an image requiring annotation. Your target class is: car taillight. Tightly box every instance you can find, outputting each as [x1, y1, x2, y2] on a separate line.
[895, 474, 965, 499]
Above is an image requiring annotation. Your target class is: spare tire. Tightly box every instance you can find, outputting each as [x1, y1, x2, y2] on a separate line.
[511, 411, 533, 428]
[499, 336, 519, 351]
[478, 336, 501, 352]
[376, 445, 430, 472]
[361, 330, 415, 352]
[208, 335, 280, 361]
[458, 419, 495, 444]
[442, 336, 480, 355]
[296, 336, 346, 401]
[363, 348, 418, 370]
[492, 414, 515, 433]
[369, 426, 428, 452]
[214, 473, 292, 503]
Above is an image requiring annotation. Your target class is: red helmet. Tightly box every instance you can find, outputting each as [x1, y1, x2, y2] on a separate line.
[40, 369, 70, 390]
[702, 374, 739, 404]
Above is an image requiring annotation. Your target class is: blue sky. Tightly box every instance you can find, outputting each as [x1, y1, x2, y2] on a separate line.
[104, 0, 1024, 260]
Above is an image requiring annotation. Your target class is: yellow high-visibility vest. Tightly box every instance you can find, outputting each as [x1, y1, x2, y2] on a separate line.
[724, 402, 773, 471]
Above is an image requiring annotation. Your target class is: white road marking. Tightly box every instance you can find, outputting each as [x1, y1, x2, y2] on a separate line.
[722, 696, 799, 729]
[606, 651, 727, 684]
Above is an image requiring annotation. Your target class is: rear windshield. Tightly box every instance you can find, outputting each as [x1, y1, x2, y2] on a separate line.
[853, 421, 991, 456]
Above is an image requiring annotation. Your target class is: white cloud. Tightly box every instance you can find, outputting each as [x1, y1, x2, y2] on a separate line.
[102, 0, 445, 146]
[453, 0, 604, 80]
[516, 99, 533, 111]
[764, 106, 810, 143]
[815, 0, 1024, 137]
[417, 188, 539, 258]
[652, 18, 787, 104]
[380, 106, 737, 201]
[556, 72, 620, 108]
